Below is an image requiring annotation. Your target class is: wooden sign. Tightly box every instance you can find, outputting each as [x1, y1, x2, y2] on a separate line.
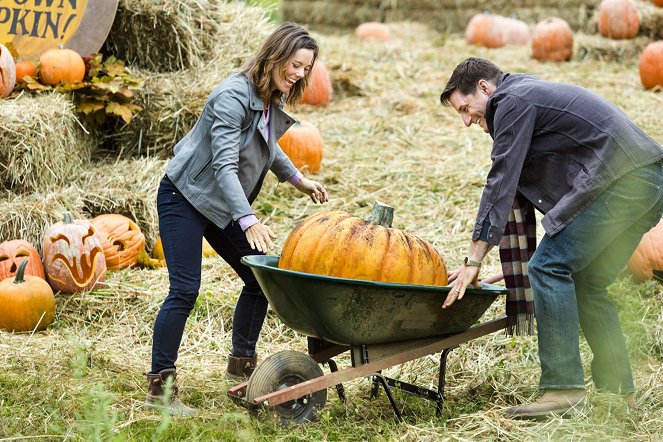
[0, 0, 119, 62]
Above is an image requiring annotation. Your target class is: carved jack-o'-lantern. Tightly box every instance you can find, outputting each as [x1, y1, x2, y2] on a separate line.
[0, 239, 46, 282]
[91, 214, 146, 270]
[41, 212, 107, 293]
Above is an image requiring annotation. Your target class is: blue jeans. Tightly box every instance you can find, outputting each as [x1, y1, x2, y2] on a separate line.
[529, 161, 663, 394]
[151, 175, 267, 373]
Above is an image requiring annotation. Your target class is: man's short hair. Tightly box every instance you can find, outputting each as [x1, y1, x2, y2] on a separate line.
[439, 58, 503, 106]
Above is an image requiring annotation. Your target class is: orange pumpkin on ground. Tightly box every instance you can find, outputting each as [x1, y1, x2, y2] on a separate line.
[301, 61, 332, 106]
[279, 201, 448, 286]
[91, 214, 146, 270]
[355, 22, 391, 42]
[501, 17, 530, 45]
[278, 120, 323, 173]
[465, 14, 505, 48]
[598, 0, 640, 40]
[653, 0, 663, 6]
[0, 259, 55, 332]
[39, 46, 86, 85]
[627, 218, 663, 281]
[639, 41, 663, 90]
[0, 42, 16, 98]
[531, 17, 574, 62]
[14, 61, 37, 84]
[42, 212, 106, 293]
[0, 239, 45, 282]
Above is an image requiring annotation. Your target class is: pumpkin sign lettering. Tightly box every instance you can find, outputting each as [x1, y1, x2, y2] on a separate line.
[41, 212, 106, 293]
[0, 239, 45, 282]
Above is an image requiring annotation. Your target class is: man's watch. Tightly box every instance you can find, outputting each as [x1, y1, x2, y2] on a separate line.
[463, 256, 482, 268]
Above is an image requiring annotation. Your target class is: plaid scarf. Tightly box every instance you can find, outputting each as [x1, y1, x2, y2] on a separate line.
[498, 193, 536, 336]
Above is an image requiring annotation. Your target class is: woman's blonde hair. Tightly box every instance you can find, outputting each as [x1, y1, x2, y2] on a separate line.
[242, 22, 319, 106]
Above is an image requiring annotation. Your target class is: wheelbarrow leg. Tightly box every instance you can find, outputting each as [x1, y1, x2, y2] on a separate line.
[436, 347, 454, 416]
[372, 374, 403, 422]
[326, 359, 346, 403]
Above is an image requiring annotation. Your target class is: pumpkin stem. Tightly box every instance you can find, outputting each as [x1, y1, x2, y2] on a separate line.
[14, 259, 28, 284]
[63, 212, 74, 224]
[364, 200, 394, 227]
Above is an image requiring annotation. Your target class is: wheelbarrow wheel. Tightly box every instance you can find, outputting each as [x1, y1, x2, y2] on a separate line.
[246, 350, 327, 424]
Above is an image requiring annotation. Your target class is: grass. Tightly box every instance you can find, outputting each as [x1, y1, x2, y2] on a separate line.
[1, 13, 663, 442]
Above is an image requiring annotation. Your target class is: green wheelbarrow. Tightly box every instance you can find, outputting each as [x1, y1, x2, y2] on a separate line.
[228, 255, 508, 424]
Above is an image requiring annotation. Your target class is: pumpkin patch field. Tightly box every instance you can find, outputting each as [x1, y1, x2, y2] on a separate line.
[1, 1, 662, 440]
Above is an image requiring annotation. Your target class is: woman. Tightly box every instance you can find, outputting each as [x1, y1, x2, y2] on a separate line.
[145, 22, 328, 416]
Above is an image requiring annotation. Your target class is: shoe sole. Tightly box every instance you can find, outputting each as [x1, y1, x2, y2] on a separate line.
[509, 406, 579, 420]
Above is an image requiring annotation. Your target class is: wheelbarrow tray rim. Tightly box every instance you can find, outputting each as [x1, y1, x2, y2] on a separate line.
[241, 255, 507, 295]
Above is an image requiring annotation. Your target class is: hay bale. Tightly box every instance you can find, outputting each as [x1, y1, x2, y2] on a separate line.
[0, 93, 95, 194]
[75, 158, 166, 247]
[0, 187, 83, 252]
[0, 158, 165, 252]
[282, 0, 596, 31]
[575, 33, 651, 62]
[103, 0, 271, 72]
[282, 0, 383, 28]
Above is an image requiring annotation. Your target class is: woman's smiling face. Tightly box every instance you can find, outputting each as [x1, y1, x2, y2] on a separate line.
[271, 48, 315, 95]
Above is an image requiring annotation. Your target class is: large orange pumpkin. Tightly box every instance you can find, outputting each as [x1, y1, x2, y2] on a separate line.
[653, 0, 663, 6]
[0, 42, 16, 98]
[301, 61, 332, 106]
[42, 212, 106, 293]
[278, 120, 323, 173]
[355, 22, 391, 42]
[91, 214, 146, 270]
[0, 239, 45, 282]
[627, 218, 663, 281]
[0, 259, 55, 332]
[598, 0, 640, 40]
[501, 17, 530, 46]
[531, 17, 574, 62]
[39, 46, 85, 86]
[465, 14, 505, 48]
[14, 61, 37, 84]
[639, 41, 663, 90]
[279, 201, 448, 286]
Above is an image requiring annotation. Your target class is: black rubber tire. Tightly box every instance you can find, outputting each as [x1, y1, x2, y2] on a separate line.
[246, 350, 327, 424]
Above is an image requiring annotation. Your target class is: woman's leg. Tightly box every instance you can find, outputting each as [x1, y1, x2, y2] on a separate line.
[204, 222, 266, 358]
[151, 176, 208, 373]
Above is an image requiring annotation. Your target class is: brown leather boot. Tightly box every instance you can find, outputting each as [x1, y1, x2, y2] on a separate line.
[145, 368, 198, 416]
[504, 389, 586, 419]
[226, 354, 257, 380]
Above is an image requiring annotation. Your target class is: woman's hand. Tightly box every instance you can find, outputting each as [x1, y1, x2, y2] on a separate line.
[245, 222, 277, 253]
[294, 177, 328, 203]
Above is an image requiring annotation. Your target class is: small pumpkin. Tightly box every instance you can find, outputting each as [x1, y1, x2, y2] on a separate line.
[0, 259, 55, 332]
[91, 214, 146, 270]
[465, 14, 505, 48]
[14, 61, 37, 84]
[531, 17, 574, 62]
[39, 46, 85, 86]
[627, 218, 663, 281]
[0, 42, 16, 98]
[301, 61, 332, 106]
[598, 0, 640, 40]
[639, 41, 663, 90]
[278, 120, 323, 173]
[355, 22, 391, 42]
[0, 239, 45, 282]
[42, 212, 106, 293]
[279, 201, 448, 286]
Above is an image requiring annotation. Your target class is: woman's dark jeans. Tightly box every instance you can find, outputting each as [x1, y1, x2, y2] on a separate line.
[151, 175, 266, 373]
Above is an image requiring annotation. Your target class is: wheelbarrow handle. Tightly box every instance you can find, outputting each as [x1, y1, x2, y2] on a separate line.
[481, 273, 504, 284]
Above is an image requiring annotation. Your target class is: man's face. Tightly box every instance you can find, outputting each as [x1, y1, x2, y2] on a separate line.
[449, 83, 491, 133]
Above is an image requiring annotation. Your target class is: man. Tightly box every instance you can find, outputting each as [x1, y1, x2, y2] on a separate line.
[440, 57, 663, 418]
